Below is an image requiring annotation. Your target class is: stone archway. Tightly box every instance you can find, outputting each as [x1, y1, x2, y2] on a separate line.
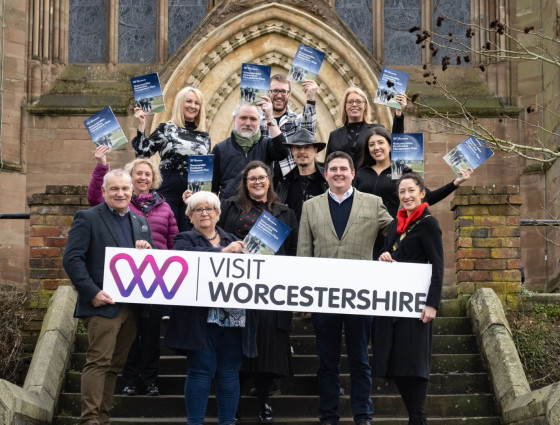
[153, 1, 393, 159]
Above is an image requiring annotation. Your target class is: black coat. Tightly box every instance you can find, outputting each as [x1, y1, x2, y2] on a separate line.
[372, 208, 443, 380]
[325, 114, 404, 167]
[163, 226, 258, 358]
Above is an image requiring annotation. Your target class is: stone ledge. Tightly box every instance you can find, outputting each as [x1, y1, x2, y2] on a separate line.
[0, 286, 78, 424]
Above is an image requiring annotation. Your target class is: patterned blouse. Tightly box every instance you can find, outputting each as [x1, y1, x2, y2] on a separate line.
[131, 121, 211, 172]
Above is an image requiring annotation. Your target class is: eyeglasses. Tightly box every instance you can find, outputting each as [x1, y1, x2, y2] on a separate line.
[193, 207, 215, 215]
[269, 89, 290, 96]
[247, 175, 269, 183]
[346, 99, 365, 106]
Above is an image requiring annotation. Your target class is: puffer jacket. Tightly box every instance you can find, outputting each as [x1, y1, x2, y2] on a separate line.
[87, 163, 178, 250]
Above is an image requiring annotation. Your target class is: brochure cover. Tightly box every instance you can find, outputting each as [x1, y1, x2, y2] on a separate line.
[443, 136, 494, 176]
[374, 67, 410, 110]
[187, 155, 214, 192]
[130, 72, 165, 114]
[287, 43, 326, 84]
[242, 211, 293, 255]
[83, 106, 128, 151]
[240, 63, 271, 105]
[391, 133, 424, 179]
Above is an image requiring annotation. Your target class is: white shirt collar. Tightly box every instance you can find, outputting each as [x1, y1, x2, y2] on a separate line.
[328, 187, 354, 204]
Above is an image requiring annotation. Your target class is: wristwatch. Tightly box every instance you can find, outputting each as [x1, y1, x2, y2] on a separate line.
[266, 118, 278, 127]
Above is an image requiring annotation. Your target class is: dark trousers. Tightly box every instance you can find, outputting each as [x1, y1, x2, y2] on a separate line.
[159, 170, 190, 232]
[312, 313, 373, 425]
[121, 305, 162, 390]
[394, 377, 429, 425]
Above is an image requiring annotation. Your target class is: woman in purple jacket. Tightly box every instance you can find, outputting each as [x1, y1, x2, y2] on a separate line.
[87, 145, 179, 396]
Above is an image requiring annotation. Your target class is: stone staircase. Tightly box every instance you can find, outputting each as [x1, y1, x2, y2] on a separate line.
[53, 314, 501, 424]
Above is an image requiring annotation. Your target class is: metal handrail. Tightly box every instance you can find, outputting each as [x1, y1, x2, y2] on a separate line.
[0, 213, 30, 219]
[520, 219, 560, 226]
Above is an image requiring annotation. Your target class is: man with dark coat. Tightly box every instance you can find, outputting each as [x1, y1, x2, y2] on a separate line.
[63, 169, 154, 425]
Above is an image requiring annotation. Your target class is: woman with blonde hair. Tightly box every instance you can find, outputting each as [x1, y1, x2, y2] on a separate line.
[132, 86, 211, 230]
[86, 145, 178, 396]
[325, 86, 406, 167]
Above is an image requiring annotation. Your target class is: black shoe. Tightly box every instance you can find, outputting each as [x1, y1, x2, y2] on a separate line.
[122, 385, 137, 396]
[258, 403, 273, 423]
[269, 378, 281, 396]
[145, 384, 160, 396]
[357, 421, 372, 425]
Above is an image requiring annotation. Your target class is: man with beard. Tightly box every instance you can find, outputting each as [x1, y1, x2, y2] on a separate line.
[261, 74, 318, 178]
[212, 102, 289, 201]
[275, 128, 328, 222]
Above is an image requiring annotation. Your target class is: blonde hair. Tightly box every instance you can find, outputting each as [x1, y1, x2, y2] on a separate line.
[169, 86, 206, 131]
[339, 86, 372, 125]
[124, 158, 162, 190]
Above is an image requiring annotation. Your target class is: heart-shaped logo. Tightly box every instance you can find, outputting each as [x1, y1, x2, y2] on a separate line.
[109, 253, 188, 300]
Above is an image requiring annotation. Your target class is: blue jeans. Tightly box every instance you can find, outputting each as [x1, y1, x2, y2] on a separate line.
[312, 313, 373, 425]
[185, 324, 243, 425]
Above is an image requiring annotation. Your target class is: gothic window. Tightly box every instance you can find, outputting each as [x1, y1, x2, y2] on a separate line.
[168, 0, 206, 56]
[433, 0, 471, 65]
[384, 0, 422, 65]
[68, 0, 107, 63]
[335, 0, 373, 52]
[118, 0, 157, 63]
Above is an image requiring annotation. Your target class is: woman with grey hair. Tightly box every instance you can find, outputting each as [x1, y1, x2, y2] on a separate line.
[164, 191, 258, 425]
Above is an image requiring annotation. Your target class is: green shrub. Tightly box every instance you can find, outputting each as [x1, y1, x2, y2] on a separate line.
[507, 304, 560, 389]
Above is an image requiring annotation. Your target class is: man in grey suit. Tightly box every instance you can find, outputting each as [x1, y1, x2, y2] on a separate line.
[63, 169, 154, 425]
[297, 151, 393, 425]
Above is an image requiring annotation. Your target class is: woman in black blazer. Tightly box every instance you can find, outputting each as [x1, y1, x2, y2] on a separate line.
[373, 170, 443, 425]
[325, 86, 405, 167]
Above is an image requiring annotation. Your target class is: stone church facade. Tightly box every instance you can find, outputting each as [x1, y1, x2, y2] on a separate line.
[0, 0, 558, 295]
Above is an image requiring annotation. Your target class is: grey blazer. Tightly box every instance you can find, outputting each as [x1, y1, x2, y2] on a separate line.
[297, 189, 393, 260]
[63, 202, 154, 318]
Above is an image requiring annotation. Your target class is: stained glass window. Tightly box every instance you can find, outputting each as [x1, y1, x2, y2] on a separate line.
[118, 0, 156, 63]
[433, 0, 471, 66]
[384, 0, 422, 65]
[68, 0, 107, 63]
[335, 0, 373, 52]
[168, 0, 206, 56]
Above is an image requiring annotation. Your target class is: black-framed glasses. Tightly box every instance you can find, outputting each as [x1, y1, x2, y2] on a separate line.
[269, 89, 290, 96]
[247, 175, 269, 183]
[346, 99, 365, 106]
[193, 207, 215, 215]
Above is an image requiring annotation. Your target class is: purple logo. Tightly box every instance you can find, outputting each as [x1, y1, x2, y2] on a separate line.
[109, 253, 188, 300]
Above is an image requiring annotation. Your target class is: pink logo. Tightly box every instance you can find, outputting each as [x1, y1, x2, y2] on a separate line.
[109, 253, 188, 299]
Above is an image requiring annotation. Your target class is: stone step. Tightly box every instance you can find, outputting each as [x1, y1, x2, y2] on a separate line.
[62, 371, 491, 395]
[55, 393, 498, 418]
[53, 416, 502, 425]
[73, 333, 479, 355]
[70, 352, 484, 375]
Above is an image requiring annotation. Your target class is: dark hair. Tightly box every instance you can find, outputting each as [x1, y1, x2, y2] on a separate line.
[324, 151, 355, 171]
[397, 168, 426, 199]
[358, 126, 392, 169]
[237, 161, 281, 213]
[270, 73, 291, 91]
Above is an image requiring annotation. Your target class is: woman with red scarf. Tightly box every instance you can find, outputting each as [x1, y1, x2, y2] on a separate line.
[372, 169, 443, 425]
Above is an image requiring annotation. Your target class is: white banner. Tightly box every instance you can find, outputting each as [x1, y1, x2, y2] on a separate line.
[103, 247, 433, 318]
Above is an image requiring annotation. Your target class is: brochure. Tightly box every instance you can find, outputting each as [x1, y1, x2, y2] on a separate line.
[443, 136, 494, 176]
[287, 43, 326, 84]
[83, 106, 128, 151]
[130, 73, 165, 114]
[374, 67, 410, 110]
[187, 155, 214, 192]
[240, 63, 271, 105]
[242, 211, 293, 255]
[391, 133, 424, 179]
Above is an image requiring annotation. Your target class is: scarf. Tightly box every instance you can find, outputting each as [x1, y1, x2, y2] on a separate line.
[132, 191, 163, 215]
[396, 202, 429, 234]
[233, 129, 261, 153]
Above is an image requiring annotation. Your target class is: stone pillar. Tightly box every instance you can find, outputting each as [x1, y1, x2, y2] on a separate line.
[27, 185, 89, 292]
[451, 185, 522, 308]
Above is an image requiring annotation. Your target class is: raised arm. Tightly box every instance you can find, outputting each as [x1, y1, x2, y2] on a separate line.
[87, 145, 110, 206]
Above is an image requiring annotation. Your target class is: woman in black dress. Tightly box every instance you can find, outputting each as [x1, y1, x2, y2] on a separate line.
[373, 170, 443, 425]
[218, 161, 298, 423]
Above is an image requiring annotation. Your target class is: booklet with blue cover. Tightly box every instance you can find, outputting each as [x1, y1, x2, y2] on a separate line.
[242, 211, 293, 255]
[83, 106, 128, 151]
[240, 63, 271, 106]
[391, 133, 424, 179]
[374, 67, 409, 110]
[130, 72, 165, 114]
[443, 136, 494, 176]
[187, 155, 214, 192]
[287, 43, 326, 84]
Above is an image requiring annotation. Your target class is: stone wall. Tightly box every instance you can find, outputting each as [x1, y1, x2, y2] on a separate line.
[27, 186, 89, 292]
